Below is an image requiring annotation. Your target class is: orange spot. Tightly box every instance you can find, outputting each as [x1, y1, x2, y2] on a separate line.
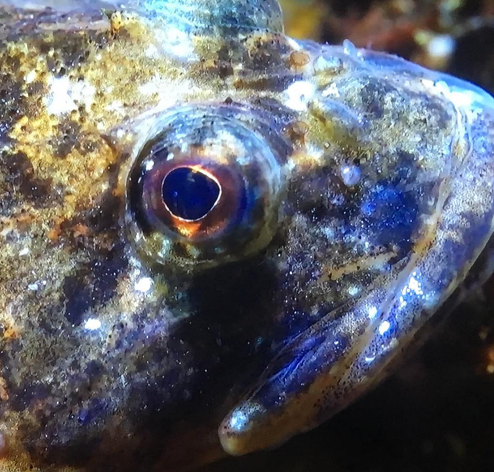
[47, 220, 63, 241]
[289, 50, 311, 69]
[110, 12, 124, 34]
[2, 325, 18, 341]
[72, 223, 91, 238]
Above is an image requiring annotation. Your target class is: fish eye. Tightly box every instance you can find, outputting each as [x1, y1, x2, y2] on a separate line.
[161, 166, 221, 222]
[135, 157, 245, 243]
[127, 106, 284, 269]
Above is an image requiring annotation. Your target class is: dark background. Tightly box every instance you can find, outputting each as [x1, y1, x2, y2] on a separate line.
[202, 1, 494, 471]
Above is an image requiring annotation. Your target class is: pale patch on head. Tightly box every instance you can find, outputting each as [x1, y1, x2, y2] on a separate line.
[24, 70, 37, 84]
[422, 76, 494, 111]
[150, 25, 197, 61]
[106, 100, 125, 115]
[284, 80, 316, 112]
[84, 317, 102, 331]
[322, 82, 340, 98]
[135, 277, 153, 293]
[44, 75, 96, 116]
[145, 43, 160, 59]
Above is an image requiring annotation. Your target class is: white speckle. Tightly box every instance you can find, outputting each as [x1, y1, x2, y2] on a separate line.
[314, 55, 343, 74]
[138, 77, 162, 96]
[158, 239, 172, 259]
[25, 70, 36, 84]
[228, 410, 249, 431]
[365, 355, 376, 363]
[19, 247, 30, 256]
[106, 100, 125, 114]
[379, 320, 391, 335]
[427, 35, 455, 59]
[368, 306, 378, 319]
[321, 226, 335, 240]
[145, 44, 160, 58]
[136, 74, 190, 112]
[347, 285, 360, 296]
[284, 80, 316, 111]
[314, 56, 328, 73]
[44, 76, 95, 116]
[225, 402, 263, 434]
[160, 27, 196, 60]
[45, 76, 73, 115]
[145, 160, 155, 171]
[340, 164, 361, 187]
[406, 273, 424, 296]
[28, 283, 39, 291]
[84, 318, 102, 331]
[135, 277, 153, 293]
[322, 82, 340, 98]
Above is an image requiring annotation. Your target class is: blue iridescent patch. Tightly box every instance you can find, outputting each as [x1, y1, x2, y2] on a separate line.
[162, 167, 220, 221]
[361, 182, 419, 247]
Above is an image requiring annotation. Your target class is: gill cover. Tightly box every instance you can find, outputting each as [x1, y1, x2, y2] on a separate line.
[218, 52, 494, 455]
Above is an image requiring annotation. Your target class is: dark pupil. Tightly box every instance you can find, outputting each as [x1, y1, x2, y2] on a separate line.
[162, 167, 220, 221]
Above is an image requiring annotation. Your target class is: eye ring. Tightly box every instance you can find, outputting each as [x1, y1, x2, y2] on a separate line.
[139, 158, 245, 243]
[126, 104, 285, 269]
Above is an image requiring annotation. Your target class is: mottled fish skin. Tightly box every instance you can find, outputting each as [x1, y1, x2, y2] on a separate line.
[0, 1, 493, 472]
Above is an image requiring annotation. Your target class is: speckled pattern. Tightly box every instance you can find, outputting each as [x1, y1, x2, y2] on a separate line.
[0, 1, 494, 471]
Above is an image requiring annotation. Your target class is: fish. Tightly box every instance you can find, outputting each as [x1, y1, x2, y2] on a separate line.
[0, 1, 494, 471]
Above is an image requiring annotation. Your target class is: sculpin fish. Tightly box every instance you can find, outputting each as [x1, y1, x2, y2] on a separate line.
[1, 0, 494, 470]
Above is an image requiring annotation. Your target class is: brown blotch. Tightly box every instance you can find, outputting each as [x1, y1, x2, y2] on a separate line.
[287, 120, 310, 144]
[53, 120, 82, 158]
[217, 61, 234, 79]
[47, 218, 64, 242]
[4, 152, 33, 183]
[289, 50, 311, 69]
[3, 151, 53, 207]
